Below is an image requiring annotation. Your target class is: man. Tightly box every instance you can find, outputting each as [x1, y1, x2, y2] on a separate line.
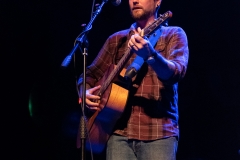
[77, 0, 189, 159]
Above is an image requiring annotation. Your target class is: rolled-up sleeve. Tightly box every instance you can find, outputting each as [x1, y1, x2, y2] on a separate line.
[159, 26, 189, 84]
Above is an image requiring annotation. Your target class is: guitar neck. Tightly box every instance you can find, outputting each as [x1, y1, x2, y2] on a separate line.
[96, 11, 172, 96]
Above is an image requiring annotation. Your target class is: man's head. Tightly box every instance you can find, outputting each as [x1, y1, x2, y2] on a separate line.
[129, 0, 161, 21]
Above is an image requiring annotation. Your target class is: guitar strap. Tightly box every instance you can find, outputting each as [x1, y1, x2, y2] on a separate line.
[124, 27, 162, 79]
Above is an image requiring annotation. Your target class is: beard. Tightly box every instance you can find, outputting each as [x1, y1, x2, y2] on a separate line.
[130, 8, 154, 21]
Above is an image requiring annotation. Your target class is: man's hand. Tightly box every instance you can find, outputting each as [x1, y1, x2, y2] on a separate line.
[85, 85, 101, 110]
[128, 27, 156, 60]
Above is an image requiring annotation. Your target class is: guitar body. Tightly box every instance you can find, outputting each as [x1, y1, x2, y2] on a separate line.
[85, 64, 130, 153]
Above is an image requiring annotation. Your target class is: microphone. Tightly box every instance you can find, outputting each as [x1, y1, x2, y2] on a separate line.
[111, 0, 121, 6]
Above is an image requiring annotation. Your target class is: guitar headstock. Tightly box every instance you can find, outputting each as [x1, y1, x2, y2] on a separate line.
[159, 11, 173, 26]
[141, 11, 173, 37]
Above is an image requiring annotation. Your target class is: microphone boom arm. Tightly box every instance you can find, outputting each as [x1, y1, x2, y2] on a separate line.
[61, 0, 109, 67]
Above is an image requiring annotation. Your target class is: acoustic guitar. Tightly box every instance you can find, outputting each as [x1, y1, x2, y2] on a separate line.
[79, 11, 173, 153]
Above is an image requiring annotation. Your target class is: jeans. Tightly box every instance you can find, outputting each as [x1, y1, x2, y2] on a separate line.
[106, 134, 178, 160]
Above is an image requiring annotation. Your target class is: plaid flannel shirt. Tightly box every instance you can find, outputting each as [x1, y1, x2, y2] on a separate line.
[78, 24, 189, 140]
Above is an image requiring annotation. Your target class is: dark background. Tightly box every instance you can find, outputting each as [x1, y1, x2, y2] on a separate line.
[1, 0, 240, 159]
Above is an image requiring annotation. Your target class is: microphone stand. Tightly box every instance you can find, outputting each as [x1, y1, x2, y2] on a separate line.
[61, 1, 109, 160]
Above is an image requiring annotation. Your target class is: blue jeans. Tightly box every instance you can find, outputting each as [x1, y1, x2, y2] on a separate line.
[106, 134, 178, 160]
